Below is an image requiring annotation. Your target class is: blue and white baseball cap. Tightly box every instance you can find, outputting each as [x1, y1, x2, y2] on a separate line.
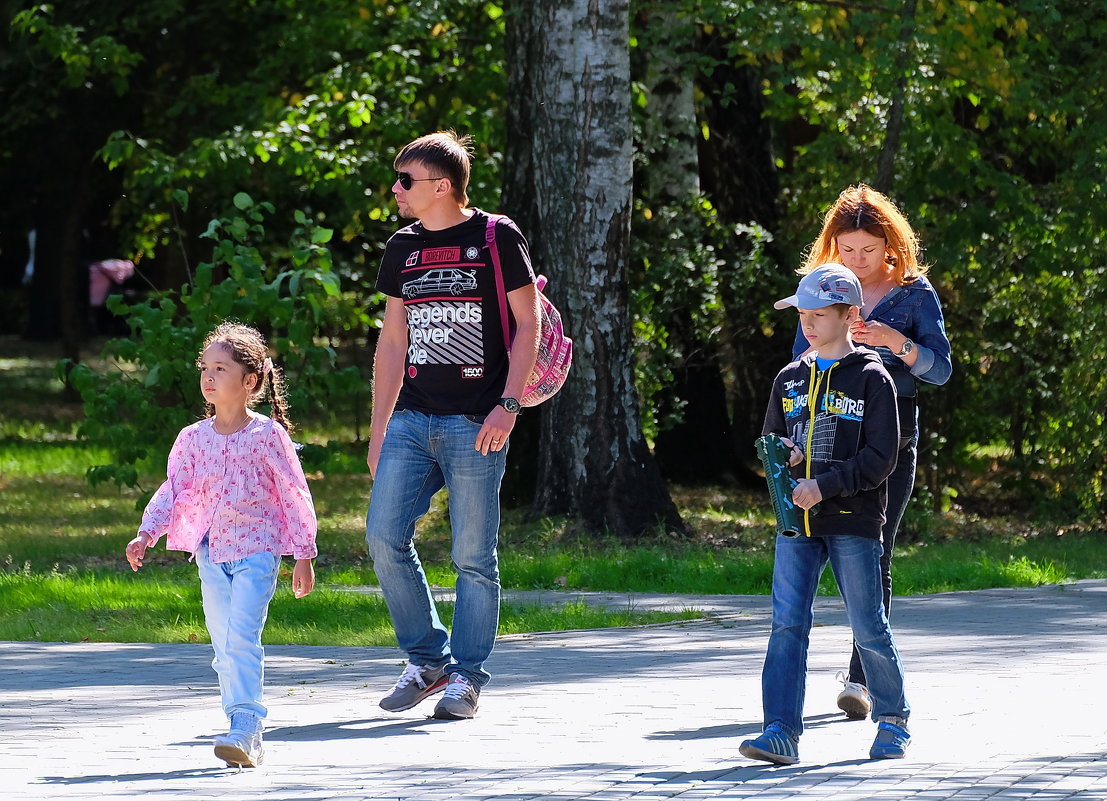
[774, 263, 863, 310]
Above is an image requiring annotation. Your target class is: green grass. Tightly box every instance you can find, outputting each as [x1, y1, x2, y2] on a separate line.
[0, 470, 701, 643]
[2, 335, 1105, 646]
[3, 460, 1104, 647]
[0, 569, 701, 645]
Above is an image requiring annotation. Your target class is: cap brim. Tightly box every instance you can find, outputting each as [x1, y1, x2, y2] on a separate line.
[795, 296, 837, 309]
[775, 295, 839, 310]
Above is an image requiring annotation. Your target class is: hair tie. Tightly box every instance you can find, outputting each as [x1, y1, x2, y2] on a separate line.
[263, 357, 273, 377]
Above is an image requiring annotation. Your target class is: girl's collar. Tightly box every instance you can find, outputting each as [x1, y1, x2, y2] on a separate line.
[211, 411, 254, 436]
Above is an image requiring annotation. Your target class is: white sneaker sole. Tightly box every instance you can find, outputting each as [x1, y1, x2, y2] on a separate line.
[739, 742, 799, 765]
[837, 691, 872, 720]
[214, 743, 263, 768]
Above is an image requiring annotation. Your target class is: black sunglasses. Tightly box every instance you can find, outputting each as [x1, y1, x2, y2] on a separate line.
[396, 171, 445, 191]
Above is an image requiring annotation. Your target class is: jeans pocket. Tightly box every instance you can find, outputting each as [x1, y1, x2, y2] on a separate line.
[462, 414, 486, 426]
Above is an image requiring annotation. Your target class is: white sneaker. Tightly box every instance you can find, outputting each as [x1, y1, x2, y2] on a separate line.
[835, 671, 872, 720]
[214, 712, 264, 768]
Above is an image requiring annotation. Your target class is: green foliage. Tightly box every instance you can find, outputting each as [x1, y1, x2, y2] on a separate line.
[65, 195, 363, 497]
[6, 0, 1107, 519]
[630, 195, 777, 440]
[10, 4, 141, 92]
[668, 0, 1107, 516]
[80, 0, 510, 295]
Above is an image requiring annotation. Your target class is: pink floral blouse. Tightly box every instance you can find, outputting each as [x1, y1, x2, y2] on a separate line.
[139, 413, 318, 563]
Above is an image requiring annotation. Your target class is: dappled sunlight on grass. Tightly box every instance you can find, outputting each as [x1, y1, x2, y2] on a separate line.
[0, 439, 112, 476]
[2, 337, 1105, 645]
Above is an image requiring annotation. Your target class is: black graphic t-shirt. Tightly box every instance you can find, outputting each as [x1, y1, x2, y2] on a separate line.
[375, 209, 536, 416]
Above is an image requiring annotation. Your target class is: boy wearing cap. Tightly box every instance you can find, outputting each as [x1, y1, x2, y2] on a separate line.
[739, 263, 910, 765]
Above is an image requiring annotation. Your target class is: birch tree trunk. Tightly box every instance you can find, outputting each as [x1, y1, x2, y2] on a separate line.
[635, 0, 700, 203]
[874, 0, 919, 193]
[632, 3, 740, 483]
[504, 0, 686, 537]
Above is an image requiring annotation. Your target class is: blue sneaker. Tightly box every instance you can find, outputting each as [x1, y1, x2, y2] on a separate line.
[739, 723, 800, 765]
[869, 718, 911, 759]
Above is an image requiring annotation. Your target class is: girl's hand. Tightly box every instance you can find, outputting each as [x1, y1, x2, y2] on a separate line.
[292, 559, 315, 599]
[126, 533, 151, 572]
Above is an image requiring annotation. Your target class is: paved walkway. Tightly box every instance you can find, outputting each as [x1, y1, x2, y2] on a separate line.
[4, 581, 1107, 800]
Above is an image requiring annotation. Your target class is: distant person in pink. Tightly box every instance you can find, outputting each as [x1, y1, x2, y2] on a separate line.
[88, 258, 135, 306]
[88, 258, 135, 334]
[125, 321, 317, 769]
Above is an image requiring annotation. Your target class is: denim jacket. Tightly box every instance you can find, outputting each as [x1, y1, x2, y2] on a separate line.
[791, 275, 951, 444]
[791, 274, 952, 397]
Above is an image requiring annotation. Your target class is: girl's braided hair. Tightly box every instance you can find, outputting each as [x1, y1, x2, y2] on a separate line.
[198, 321, 293, 432]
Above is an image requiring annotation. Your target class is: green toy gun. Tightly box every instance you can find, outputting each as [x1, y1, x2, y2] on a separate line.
[755, 433, 805, 538]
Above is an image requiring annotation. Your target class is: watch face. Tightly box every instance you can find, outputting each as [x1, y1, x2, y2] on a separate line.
[500, 397, 521, 413]
[901, 340, 914, 355]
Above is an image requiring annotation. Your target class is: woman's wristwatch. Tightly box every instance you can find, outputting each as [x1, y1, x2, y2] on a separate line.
[895, 338, 915, 357]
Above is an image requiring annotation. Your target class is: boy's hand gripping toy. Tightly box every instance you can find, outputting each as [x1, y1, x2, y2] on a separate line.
[756, 433, 806, 538]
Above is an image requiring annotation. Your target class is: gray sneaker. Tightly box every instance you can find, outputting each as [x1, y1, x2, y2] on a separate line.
[379, 663, 448, 712]
[214, 711, 264, 768]
[433, 674, 480, 720]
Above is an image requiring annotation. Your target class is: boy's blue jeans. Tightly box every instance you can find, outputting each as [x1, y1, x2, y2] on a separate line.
[762, 533, 909, 739]
[195, 538, 280, 721]
[365, 409, 506, 688]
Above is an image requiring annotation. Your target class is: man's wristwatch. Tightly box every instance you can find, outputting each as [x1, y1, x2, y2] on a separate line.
[895, 338, 915, 357]
[497, 397, 522, 414]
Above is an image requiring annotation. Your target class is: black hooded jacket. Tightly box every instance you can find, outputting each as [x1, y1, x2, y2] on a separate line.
[762, 348, 900, 539]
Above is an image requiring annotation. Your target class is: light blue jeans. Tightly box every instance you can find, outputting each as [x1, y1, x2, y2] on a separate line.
[762, 533, 909, 739]
[195, 537, 280, 720]
[365, 409, 507, 688]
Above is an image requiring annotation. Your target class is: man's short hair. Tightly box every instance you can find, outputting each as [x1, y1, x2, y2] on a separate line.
[394, 131, 474, 206]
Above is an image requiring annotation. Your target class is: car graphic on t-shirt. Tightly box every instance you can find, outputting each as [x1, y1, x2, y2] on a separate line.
[402, 268, 478, 298]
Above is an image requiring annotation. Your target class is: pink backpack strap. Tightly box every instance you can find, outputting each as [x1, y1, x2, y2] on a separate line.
[485, 214, 513, 350]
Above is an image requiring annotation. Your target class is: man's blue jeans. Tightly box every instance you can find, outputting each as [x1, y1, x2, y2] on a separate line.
[366, 410, 506, 688]
[195, 537, 281, 720]
[762, 533, 909, 739]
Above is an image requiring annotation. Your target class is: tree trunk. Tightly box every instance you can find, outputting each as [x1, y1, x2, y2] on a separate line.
[696, 47, 789, 486]
[504, 0, 686, 538]
[874, 0, 919, 193]
[634, 0, 700, 203]
[631, 2, 742, 484]
[28, 160, 89, 369]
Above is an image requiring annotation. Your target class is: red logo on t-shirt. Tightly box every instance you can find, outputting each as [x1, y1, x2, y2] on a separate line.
[405, 251, 420, 267]
[423, 247, 461, 264]
[408, 366, 418, 378]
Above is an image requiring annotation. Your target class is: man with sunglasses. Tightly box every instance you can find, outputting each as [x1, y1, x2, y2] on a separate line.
[365, 130, 540, 720]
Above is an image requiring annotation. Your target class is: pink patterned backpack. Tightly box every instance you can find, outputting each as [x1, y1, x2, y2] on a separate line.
[486, 215, 573, 407]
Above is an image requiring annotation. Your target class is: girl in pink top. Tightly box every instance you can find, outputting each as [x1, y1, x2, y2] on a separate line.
[125, 322, 318, 769]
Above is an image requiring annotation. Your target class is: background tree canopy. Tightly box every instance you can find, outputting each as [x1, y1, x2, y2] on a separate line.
[1, 0, 1104, 531]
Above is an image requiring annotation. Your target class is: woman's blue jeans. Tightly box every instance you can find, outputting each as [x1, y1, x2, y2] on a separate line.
[195, 538, 280, 720]
[848, 428, 918, 684]
[365, 410, 507, 688]
[762, 533, 909, 739]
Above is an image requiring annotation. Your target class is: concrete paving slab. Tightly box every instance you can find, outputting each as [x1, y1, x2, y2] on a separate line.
[3, 581, 1106, 799]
